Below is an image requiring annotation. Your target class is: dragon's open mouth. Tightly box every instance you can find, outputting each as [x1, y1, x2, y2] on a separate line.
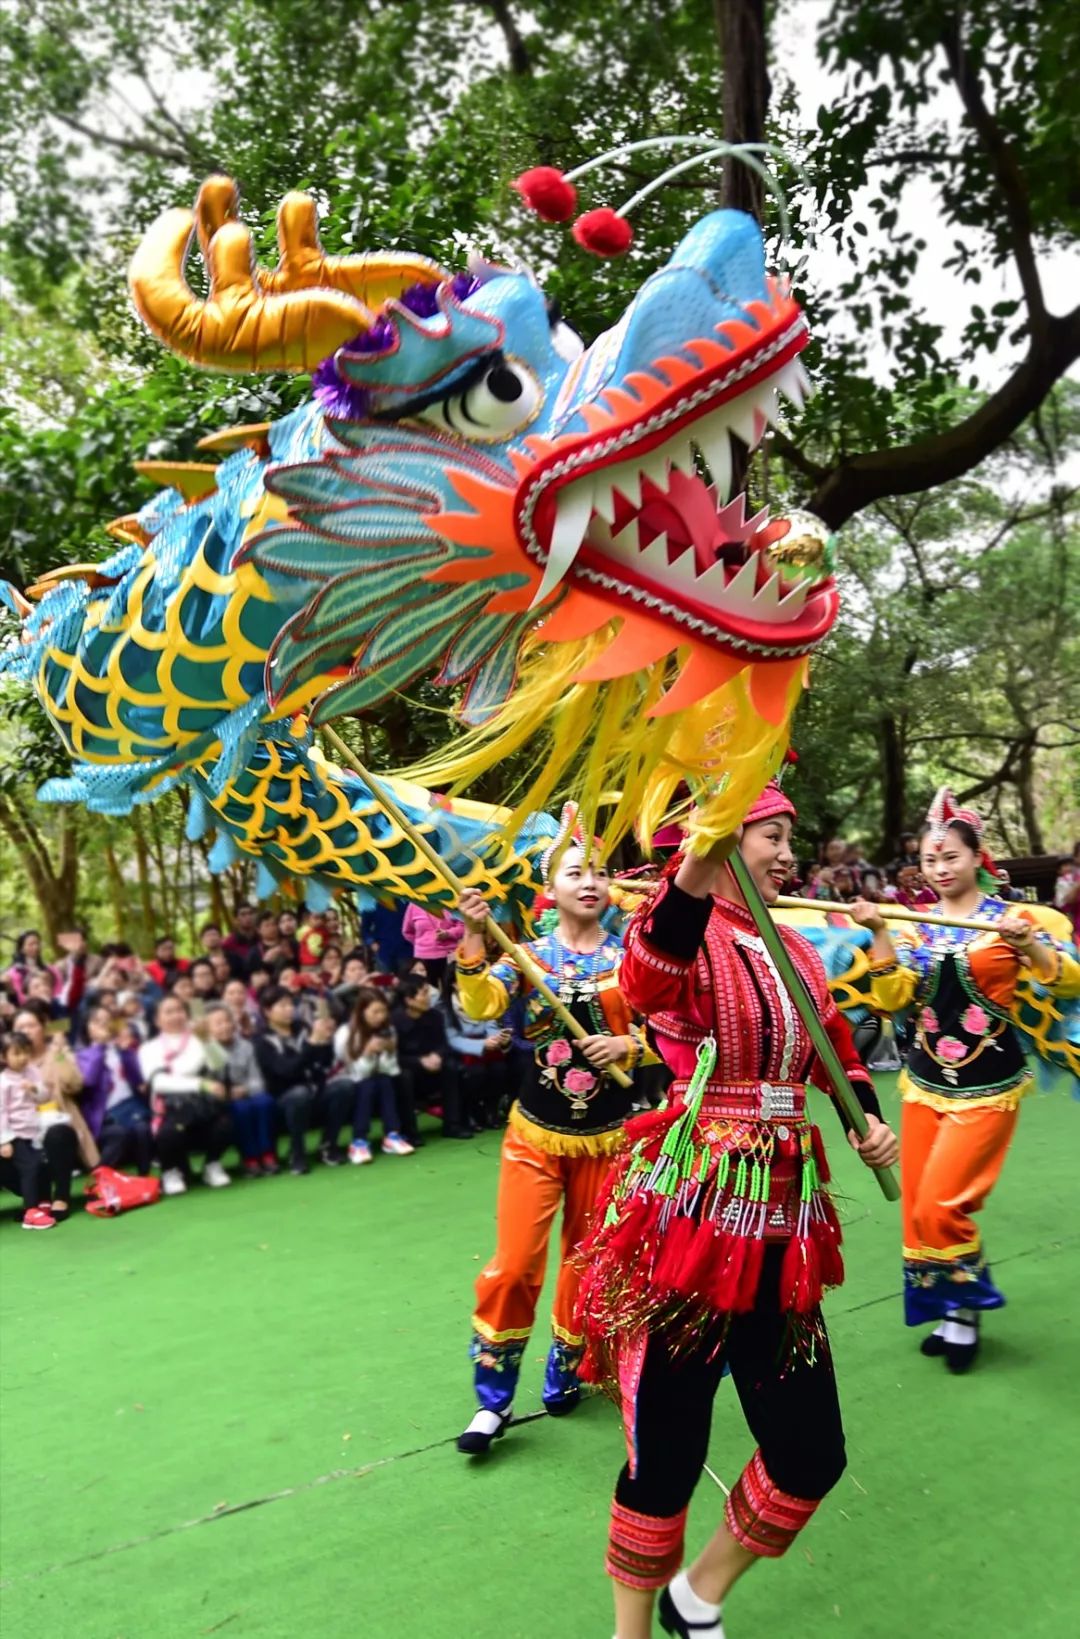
[516, 286, 838, 659]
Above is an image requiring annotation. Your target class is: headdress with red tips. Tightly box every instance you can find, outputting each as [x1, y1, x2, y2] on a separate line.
[513, 135, 796, 259]
[540, 800, 602, 882]
[925, 786, 1000, 885]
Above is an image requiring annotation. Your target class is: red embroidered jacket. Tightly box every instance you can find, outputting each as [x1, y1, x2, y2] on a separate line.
[623, 881, 878, 1124]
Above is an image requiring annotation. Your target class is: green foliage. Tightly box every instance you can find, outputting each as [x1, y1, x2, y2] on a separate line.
[0, 0, 1078, 930]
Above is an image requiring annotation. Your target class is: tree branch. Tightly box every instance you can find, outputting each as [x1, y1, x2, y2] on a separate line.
[809, 306, 1080, 527]
[767, 428, 827, 484]
[479, 0, 533, 76]
[938, 15, 1045, 328]
[52, 110, 192, 168]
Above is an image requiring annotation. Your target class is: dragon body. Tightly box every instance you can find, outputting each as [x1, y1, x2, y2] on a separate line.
[1, 176, 839, 914]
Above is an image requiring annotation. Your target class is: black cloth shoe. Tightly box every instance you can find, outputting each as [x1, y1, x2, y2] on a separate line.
[456, 1407, 511, 1455]
[289, 1156, 310, 1176]
[920, 1328, 948, 1357]
[945, 1321, 980, 1374]
[318, 1143, 346, 1167]
[659, 1583, 724, 1637]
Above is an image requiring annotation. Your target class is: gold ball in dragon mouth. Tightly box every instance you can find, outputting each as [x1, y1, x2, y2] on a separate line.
[765, 509, 833, 580]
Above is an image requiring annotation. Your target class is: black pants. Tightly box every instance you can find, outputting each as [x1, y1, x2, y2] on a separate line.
[0, 1126, 79, 1210]
[156, 1105, 233, 1174]
[398, 1061, 463, 1139]
[616, 1247, 846, 1519]
[99, 1099, 154, 1175]
[276, 1081, 354, 1160]
[340, 1074, 401, 1140]
[0, 1137, 46, 1210]
[459, 1057, 509, 1128]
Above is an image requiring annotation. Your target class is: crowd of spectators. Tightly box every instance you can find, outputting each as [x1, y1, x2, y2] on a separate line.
[1, 901, 527, 1231]
[5, 839, 1074, 1232]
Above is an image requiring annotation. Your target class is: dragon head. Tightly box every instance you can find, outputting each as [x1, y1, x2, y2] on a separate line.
[125, 177, 838, 847]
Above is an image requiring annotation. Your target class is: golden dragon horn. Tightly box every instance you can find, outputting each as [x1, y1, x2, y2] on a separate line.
[129, 175, 447, 375]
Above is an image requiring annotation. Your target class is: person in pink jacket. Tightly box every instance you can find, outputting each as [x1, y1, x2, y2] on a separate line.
[401, 904, 464, 984]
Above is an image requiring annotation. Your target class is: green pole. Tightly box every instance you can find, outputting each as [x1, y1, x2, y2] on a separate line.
[729, 850, 900, 1203]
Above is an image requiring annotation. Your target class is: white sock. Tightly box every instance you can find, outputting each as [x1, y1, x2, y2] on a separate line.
[931, 1322, 948, 1339]
[943, 1318, 977, 1346]
[463, 1407, 510, 1436]
[670, 1569, 723, 1627]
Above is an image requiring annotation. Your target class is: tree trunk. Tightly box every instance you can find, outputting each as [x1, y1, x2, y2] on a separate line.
[715, 0, 768, 219]
[103, 840, 129, 941]
[130, 808, 156, 949]
[0, 793, 79, 947]
[877, 713, 907, 859]
[715, 0, 769, 499]
[1014, 737, 1044, 853]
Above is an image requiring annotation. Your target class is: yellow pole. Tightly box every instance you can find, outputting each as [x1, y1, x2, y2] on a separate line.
[774, 894, 1004, 934]
[318, 725, 633, 1090]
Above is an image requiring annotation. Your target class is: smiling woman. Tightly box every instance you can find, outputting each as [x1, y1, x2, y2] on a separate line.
[575, 780, 896, 1639]
[450, 803, 649, 1457]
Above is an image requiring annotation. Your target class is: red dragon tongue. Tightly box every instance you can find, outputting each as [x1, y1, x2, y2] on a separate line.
[637, 468, 723, 568]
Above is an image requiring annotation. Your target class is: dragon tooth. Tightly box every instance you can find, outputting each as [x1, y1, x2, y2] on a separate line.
[725, 398, 758, 448]
[668, 435, 697, 477]
[638, 447, 671, 491]
[636, 531, 670, 574]
[612, 464, 642, 510]
[694, 558, 730, 603]
[794, 358, 813, 399]
[759, 387, 783, 429]
[530, 477, 594, 608]
[720, 555, 759, 615]
[591, 479, 619, 526]
[668, 546, 700, 583]
[775, 578, 810, 620]
[777, 361, 806, 412]
[608, 518, 641, 558]
[752, 570, 783, 615]
[694, 413, 734, 498]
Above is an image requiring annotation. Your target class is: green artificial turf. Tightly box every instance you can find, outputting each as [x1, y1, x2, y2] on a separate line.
[2, 1075, 1078, 1638]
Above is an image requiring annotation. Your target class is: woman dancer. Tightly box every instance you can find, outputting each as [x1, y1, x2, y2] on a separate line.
[577, 782, 896, 1639]
[454, 805, 647, 1454]
[851, 788, 1080, 1371]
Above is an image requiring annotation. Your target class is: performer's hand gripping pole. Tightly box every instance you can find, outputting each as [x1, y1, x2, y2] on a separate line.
[319, 725, 634, 1091]
[730, 852, 901, 1203]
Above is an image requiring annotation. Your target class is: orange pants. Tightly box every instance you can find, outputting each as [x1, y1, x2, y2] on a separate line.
[473, 1125, 612, 1346]
[901, 1099, 1018, 1324]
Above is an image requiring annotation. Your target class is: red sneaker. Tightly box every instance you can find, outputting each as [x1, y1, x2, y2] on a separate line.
[22, 1206, 57, 1230]
[260, 1151, 281, 1176]
[243, 1158, 262, 1178]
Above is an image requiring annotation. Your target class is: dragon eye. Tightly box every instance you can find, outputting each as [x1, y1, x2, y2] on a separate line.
[419, 357, 542, 440]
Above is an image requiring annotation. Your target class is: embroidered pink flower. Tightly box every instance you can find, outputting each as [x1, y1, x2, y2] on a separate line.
[545, 1039, 573, 1066]
[564, 1067, 597, 1094]
[920, 1007, 940, 1035]
[936, 1035, 967, 1062]
[960, 1003, 989, 1036]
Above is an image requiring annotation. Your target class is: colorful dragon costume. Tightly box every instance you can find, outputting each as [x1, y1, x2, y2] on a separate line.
[0, 174, 838, 913]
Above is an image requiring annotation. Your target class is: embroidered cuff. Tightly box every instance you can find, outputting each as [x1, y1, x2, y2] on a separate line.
[606, 1501, 687, 1590]
[724, 1450, 821, 1558]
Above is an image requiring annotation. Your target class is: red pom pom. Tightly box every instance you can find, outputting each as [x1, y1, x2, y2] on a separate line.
[512, 167, 578, 223]
[784, 747, 799, 765]
[571, 207, 634, 258]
